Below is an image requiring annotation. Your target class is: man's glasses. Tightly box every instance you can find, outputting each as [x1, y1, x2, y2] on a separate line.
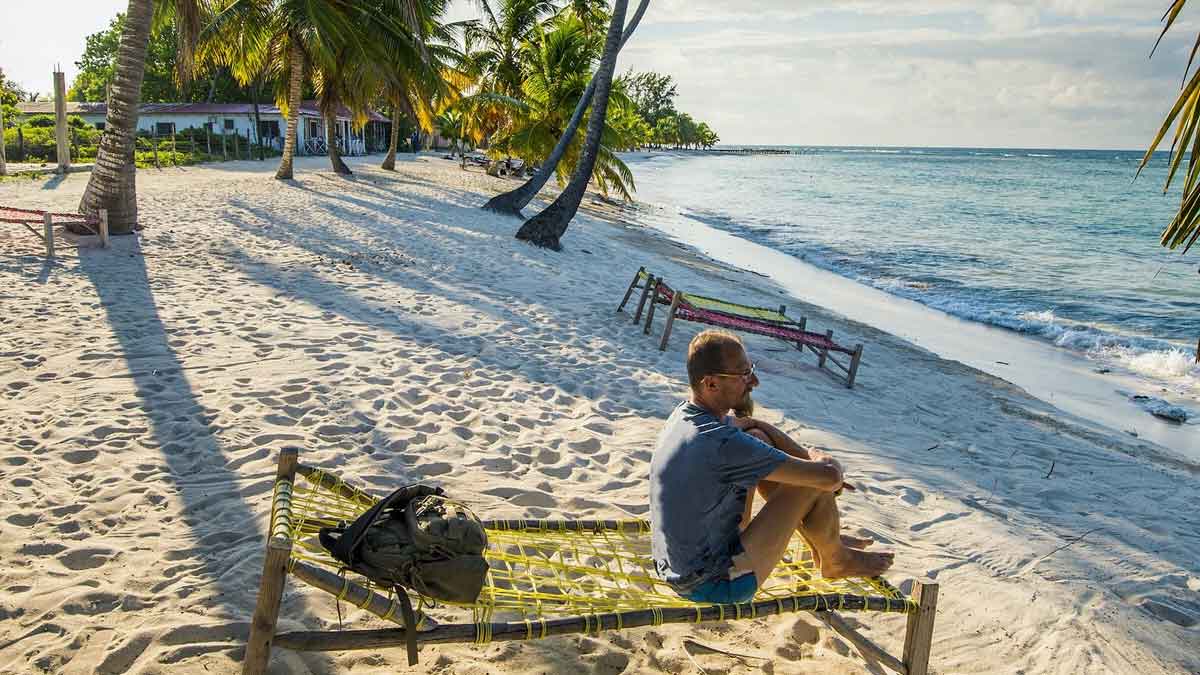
[710, 362, 756, 382]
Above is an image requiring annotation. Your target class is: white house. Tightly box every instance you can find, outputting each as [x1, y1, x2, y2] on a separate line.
[15, 101, 391, 156]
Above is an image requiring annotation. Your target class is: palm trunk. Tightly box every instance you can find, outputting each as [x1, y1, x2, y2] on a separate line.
[251, 77, 264, 161]
[515, 0, 628, 250]
[382, 98, 400, 171]
[326, 111, 352, 175]
[484, 0, 649, 217]
[77, 0, 154, 234]
[275, 41, 304, 180]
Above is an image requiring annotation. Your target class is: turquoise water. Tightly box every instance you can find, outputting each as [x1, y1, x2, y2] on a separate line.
[624, 147, 1200, 397]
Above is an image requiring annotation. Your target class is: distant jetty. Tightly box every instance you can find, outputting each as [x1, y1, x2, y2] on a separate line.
[703, 147, 800, 155]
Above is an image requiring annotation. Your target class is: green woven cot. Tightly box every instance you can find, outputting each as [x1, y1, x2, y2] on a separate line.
[243, 449, 937, 674]
[616, 267, 865, 387]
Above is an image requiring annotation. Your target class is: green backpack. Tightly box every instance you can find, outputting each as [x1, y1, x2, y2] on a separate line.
[319, 484, 489, 664]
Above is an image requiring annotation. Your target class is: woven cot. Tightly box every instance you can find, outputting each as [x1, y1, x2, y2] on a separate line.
[616, 267, 864, 387]
[244, 450, 937, 674]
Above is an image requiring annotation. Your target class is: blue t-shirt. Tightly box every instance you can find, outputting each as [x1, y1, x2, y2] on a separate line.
[650, 401, 790, 592]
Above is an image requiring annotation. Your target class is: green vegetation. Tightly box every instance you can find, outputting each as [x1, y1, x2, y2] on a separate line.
[1142, 1, 1200, 255]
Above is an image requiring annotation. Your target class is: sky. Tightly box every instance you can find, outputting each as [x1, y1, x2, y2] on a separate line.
[1, 0, 1195, 149]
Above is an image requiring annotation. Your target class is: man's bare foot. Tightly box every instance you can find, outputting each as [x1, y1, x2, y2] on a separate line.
[841, 535, 874, 549]
[820, 547, 895, 579]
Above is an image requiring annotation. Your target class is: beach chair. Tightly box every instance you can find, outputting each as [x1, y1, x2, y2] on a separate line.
[244, 449, 937, 674]
[617, 268, 864, 388]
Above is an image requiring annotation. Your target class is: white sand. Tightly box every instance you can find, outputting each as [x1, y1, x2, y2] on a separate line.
[1, 155, 1197, 674]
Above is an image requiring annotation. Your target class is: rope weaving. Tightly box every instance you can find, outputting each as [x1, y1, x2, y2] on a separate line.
[0, 205, 100, 234]
[280, 466, 914, 634]
[654, 281, 792, 325]
[678, 305, 851, 353]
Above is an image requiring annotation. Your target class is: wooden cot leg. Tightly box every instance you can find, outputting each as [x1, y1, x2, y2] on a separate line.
[99, 209, 109, 248]
[902, 580, 939, 675]
[643, 278, 659, 335]
[658, 292, 683, 351]
[43, 213, 55, 259]
[633, 274, 654, 325]
[243, 449, 299, 675]
[845, 344, 863, 388]
[798, 317, 807, 331]
[616, 266, 644, 313]
[818, 329, 833, 369]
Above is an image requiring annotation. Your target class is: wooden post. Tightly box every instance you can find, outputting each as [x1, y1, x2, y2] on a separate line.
[779, 304, 787, 317]
[152, 128, 160, 168]
[818, 329, 833, 368]
[846, 344, 863, 389]
[243, 448, 299, 675]
[222, 130, 228, 161]
[1, 106, 7, 176]
[245, 129, 252, 160]
[171, 127, 176, 164]
[643, 278, 660, 335]
[616, 266, 645, 313]
[659, 291, 683, 351]
[633, 274, 655, 325]
[233, 129, 239, 160]
[798, 317, 807, 332]
[54, 69, 70, 173]
[206, 124, 212, 157]
[902, 580, 938, 675]
[99, 209, 110, 248]
[43, 213, 55, 258]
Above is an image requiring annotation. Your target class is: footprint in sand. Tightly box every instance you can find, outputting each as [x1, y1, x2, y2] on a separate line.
[62, 449, 99, 465]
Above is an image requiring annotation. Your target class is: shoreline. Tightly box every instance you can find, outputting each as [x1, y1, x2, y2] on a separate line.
[617, 151, 1199, 463]
[0, 154, 1197, 673]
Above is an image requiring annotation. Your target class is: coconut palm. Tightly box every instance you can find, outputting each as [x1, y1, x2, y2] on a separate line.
[78, 0, 207, 233]
[481, 0, 648, 216]
[1141, 0, 1200, 253]
[486, 16, 638, 200]
[380, 2, 466, 170]
[514, 0, 627, 250]
[457, 0, 556, 143]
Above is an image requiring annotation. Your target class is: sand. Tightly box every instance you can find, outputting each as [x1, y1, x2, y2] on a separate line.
[0, 154, 1197, 674]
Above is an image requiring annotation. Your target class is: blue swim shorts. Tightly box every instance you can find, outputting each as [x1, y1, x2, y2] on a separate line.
[685, 571, 758, 604]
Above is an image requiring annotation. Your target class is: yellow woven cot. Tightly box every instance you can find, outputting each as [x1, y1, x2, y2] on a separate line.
[243, 450, 938, 675]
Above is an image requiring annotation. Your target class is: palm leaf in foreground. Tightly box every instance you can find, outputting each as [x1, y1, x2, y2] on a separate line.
[1140, 0, 1200, 253]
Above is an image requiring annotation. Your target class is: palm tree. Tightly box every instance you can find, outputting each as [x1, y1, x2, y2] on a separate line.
[78, 0, 205, 233]
[380, 1, 464, 170]
[482, 0, 648, 216]
[514, 0, 626, 250]
[1141, 0, 1200, 253]
[486, 16, 637, 200]
[212, 0, 394, 180]
[457, 0, 556, 144]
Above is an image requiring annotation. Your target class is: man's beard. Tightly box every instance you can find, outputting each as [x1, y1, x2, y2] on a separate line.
[733, 393, 754, 418]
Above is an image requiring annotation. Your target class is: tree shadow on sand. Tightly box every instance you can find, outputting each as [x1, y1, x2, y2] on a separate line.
[76, 237, 338, 672]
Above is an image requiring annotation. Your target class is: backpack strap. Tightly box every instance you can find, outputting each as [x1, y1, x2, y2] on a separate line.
[397, 587, 419, 666]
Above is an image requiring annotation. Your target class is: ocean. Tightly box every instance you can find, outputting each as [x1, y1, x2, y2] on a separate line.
[624, 147, 1200, 403]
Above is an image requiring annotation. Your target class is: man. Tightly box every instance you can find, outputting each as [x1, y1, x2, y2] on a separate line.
[651, 330, 893, 604]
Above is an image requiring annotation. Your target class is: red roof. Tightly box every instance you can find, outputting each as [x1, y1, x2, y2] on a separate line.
[15, 101, 387, 122]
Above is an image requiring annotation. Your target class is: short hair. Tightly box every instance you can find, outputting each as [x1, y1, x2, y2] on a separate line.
[686, 330, 744, 390]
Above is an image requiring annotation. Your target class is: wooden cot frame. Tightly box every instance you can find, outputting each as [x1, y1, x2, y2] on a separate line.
[616, 267, 864, 388]
[243, 449, 938, 674]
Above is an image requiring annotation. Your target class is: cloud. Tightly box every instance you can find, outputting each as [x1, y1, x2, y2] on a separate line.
[620, 2, 1191, 148]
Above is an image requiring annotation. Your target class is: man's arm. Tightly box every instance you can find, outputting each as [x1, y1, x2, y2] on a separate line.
[763, 456, 844, 492]
[732, 417, 812, 460]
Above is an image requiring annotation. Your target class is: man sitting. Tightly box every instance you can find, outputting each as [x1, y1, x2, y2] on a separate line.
[651, 330, 893, 604]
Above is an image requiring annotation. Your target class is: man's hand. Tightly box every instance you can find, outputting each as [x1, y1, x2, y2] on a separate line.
[730, 416, 760, 432]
